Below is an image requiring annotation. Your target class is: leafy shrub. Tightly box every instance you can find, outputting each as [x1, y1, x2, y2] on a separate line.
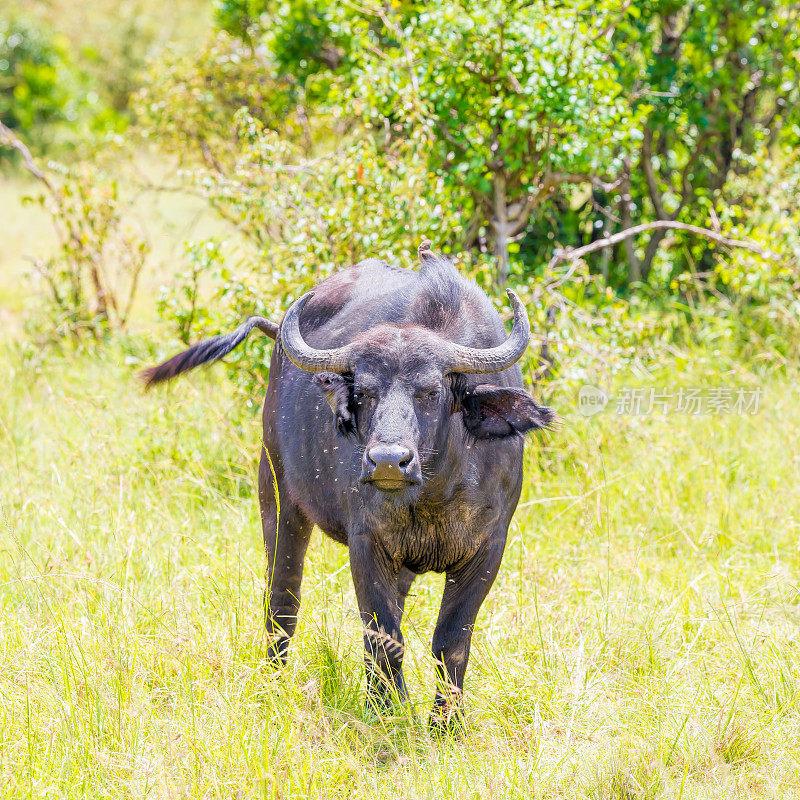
[157, 240, 225, 345]
[351, 1, 638, 283]
[0, 11, 133, 157]
[0, 122, 150, 339]
[23, 159, 149, 339]
[134, 31, 313, 166]
[136, 0, 800, 409]
[153, 109, 472, 400]
[214, 0, 268, 45]
[0, 14, 75, 151]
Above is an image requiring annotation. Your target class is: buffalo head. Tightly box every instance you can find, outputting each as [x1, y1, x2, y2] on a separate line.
[280, 290, 553, 495]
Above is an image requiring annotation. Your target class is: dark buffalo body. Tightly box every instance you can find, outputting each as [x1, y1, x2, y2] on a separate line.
[144, 250, 553, 728]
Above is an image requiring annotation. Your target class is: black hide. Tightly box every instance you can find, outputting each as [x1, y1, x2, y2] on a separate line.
[145, 254, 554, 729]
[260, 256, 553, 725]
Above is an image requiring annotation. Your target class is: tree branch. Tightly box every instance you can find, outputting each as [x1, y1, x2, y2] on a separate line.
[592, 0, 634, 44]
[0, 122, 80, 254]
[0, 121, 57, 197]
[505, 173, 622, 238]
[545, 220, 779, 286]
[677, 134, 706, 207]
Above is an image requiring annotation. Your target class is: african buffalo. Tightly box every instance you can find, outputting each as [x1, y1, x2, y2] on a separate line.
[142, 242, 553, 729]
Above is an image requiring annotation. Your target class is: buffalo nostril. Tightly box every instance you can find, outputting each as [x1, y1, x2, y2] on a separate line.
[366, 444, 415, 481]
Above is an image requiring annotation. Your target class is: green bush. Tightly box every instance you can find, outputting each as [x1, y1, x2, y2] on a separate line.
[134, 31, 309, 166]
[0, 14, 74, 151]
[0, 11, 131, 157]
[130, 0, 800, 407]
[17, 155, 150, 340]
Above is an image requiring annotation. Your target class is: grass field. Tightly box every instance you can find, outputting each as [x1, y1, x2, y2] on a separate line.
[2, 328, 800, 798]
[5, 0, 799, 795]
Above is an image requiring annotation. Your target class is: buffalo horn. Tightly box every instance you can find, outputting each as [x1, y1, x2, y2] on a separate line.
[444, 289, 530, 374]
[279, 293, 353, 373]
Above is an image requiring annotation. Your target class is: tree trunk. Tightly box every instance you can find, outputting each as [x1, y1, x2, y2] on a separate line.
[619, 161, 642, 284]
[599, 238, 611, 283]
[491, 172, 510, 286]
[640, 228, 668, 282]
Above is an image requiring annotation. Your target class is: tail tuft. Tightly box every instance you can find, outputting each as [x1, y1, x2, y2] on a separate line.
[140, 316, 278, 388]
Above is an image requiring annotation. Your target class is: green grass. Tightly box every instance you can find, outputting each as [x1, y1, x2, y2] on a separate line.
[0, 177, 55, 331]
[2, 339, 800, 798]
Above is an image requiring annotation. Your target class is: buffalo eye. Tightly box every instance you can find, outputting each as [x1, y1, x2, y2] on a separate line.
[353, 388, 377, 406]
[415, 387, 441, 402]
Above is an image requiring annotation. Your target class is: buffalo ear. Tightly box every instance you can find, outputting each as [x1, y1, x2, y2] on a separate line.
[461, 384, 554, 440]
[314, 371, 355, 434]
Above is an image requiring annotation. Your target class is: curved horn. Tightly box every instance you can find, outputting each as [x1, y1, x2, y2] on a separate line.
[279, 292, 353, 373]
[445, 289, 531, 374]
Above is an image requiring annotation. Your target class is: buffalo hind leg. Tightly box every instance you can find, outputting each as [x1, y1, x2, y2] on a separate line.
[259, 449, 312, 664]
[349, 534, 407, 711]
[430, 538, 505, 733]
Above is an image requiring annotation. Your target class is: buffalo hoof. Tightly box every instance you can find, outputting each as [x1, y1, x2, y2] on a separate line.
[428, 705, 465, 738]
[364, 686, 408, 719]
[265, 637, 290, 667]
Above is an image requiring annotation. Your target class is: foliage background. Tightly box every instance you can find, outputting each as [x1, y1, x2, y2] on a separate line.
[4, 0, 800, 385]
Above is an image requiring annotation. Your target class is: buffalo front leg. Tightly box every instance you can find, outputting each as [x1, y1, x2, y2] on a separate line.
[259, 449, 312, 664]
[349, 534, 407, 711]
[430, 538, 505, 731]
[397, 566, 416, 620]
